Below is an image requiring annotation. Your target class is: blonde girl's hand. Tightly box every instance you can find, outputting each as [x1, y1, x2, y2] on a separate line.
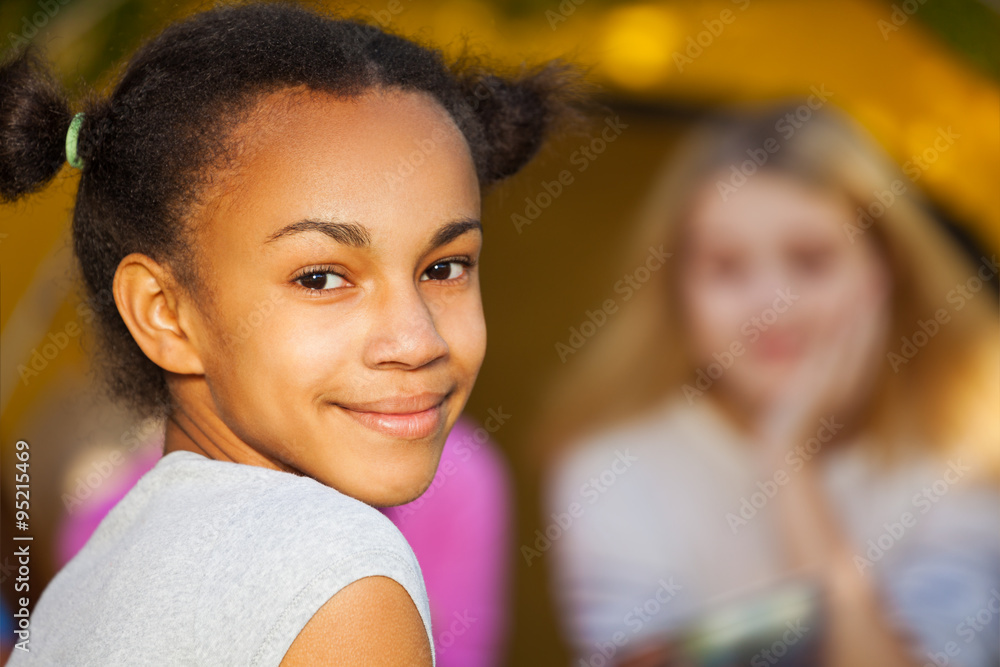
[754, 284, 891, 465]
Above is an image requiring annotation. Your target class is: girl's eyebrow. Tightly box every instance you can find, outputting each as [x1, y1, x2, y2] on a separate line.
[424, 217, 482, 255]
[264, 219, 371, 247]
[263, 216, 483, 253]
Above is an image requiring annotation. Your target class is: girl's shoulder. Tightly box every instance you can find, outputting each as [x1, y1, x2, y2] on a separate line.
[31, 450, 432, 666]
[102, 450, 413, 555]
[139, 450, 429, 599]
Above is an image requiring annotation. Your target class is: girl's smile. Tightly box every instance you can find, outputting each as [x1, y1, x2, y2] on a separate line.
[333, 389, 453, 440]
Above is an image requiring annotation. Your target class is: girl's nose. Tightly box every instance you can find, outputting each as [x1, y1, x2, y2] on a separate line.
[362, 283, 450, 370]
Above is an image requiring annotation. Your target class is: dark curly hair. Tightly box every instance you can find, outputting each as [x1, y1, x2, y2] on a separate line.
[0, 0, 589, 420]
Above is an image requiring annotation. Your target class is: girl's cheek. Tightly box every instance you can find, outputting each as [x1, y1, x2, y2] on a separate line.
[433, 288, 485, 335]
[684, 285, 748, 363]
[788, 267, 873, 355]
[444, 311, 487, 372]
[812, 264, 872, 326]
[233, 309, 328, 382]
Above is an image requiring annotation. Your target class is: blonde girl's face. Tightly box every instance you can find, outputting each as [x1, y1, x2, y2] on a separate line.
[678, 171, 891, 412]
[186, 87, 485, 506]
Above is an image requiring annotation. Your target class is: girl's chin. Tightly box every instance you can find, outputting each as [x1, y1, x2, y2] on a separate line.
[327, 455, 440, 508]
[723, 372, 798, 408]
[355, 479, 433, 508]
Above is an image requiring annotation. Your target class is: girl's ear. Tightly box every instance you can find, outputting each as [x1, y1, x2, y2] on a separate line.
[113, 253, 206, 376]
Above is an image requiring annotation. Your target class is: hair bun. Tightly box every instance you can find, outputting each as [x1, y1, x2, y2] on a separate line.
[0, 45, 74, 203]
[459, 61, 596, 187]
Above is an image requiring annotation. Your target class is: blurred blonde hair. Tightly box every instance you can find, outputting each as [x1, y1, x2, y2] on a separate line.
[532, 101, 999, 482]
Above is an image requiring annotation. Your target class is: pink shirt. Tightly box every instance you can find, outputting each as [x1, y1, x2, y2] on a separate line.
[382, 415, 512, 667]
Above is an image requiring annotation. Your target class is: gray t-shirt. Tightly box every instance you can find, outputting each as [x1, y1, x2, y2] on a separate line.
[8, 450, 435, 666]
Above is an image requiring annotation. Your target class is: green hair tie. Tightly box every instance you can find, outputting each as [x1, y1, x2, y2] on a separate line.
[65, 112, 85, 170]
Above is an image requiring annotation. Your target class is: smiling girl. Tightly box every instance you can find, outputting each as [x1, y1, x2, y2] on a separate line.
[0, 3, 583, 664]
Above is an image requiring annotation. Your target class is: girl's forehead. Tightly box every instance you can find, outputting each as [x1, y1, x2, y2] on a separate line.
[194, 87, 480, 249]
[686, 172, 850, 244]
[223, 86, 463, 169]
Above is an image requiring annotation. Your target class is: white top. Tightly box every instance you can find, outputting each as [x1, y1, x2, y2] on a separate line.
[9, 450, 435, 666]
[546, 392, 1000, 666]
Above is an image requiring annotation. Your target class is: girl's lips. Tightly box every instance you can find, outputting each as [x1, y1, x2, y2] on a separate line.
[752, 333, 803, 362]
[339, 402, 446, 440]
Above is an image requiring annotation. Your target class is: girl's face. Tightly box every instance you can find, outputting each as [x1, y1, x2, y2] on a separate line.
[679, 171, 891, 413]
[184, 87, 484, 506]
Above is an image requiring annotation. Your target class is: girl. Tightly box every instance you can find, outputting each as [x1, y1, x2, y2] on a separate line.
[536, 103, 999, 666]
[0, 2, 584, 664]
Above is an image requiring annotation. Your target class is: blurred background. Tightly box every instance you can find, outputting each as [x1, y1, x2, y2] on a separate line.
[1, 0, 997, 664]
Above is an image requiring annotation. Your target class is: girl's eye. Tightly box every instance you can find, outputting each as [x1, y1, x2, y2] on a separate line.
[294, 270, 348, 291]
[792, 247, 836, 276]
[705, 254, 746, 281]
[421, 260, 468, 282]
